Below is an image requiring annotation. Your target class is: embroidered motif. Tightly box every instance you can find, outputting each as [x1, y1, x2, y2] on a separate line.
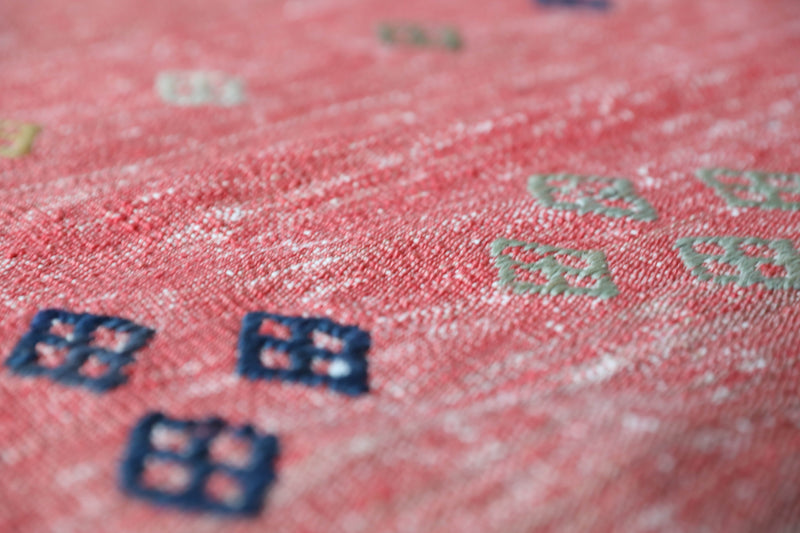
[697, 168, 800, 211]
[675, 236, 800, 290]
[527, 174, 656, 221]
[4, 309, 154, 392]
[119, 412, 279, 516]
[491, 238, 619, 298]
[536, 0, 610, 9]
[378, 23, 463, 51]
[237, 313, 370, 396]
[0, 120, 40, 158]
[155, 71, 246, 107]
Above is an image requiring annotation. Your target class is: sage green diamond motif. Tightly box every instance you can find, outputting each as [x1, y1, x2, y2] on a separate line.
[491, 238, 619, 299]
[527, 174, 657, 221]
[675, 236, 800, 290]
[377, 23, 463, 51]
[697, 168, 800, 211]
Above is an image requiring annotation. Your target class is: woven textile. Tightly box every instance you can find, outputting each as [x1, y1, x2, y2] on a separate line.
[2, 0, 800, 531]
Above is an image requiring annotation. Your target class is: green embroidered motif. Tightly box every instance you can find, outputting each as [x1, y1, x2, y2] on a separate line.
[491, 238, 619, 299]
[0, 120, 40, 158]
[527, 174, 656, 221]
[675, 236, 800, 290]
[377, 23, 463, 51]
[697, 168, 800, 211]
[440, 27, 463, 51]
[155, 71, 246, 107]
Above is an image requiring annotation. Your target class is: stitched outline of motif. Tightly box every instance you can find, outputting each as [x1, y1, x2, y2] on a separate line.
[527, 173, 657, 221]
[675, 236, 800, 290]
[237, 312, 371, 397]
[536, 0, 610, 10]
[4, 309, 154, 392]
[0, 120, 41, 158]
[697, 168, 800, 211]
[119, 412, 279, 516]
[491, 238, 619, 299]
[155, 71, 246, 107]
[377, 23, 463, 51]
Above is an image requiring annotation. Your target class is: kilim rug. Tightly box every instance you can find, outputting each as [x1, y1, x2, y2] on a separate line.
[2, 0, 800, 531]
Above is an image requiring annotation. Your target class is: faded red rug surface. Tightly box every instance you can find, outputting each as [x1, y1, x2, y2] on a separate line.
[2, 0, 800, 531]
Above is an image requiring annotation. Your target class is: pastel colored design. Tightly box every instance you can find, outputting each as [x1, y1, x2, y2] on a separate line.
[0, 120, 40, 158]
[378, 23, 463, 51]
[676, 236, 800, 290]
[697, 168, 800, 211]
[155, 71, 246, 107]
[528, 173, 657, 221]
[491, 238, 619, 299]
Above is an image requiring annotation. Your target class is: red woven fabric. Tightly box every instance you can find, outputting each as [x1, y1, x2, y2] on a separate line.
[2, 0, 800, 531]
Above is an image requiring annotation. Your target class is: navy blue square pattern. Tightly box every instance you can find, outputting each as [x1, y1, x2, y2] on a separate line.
[4, 309, 154, 392]
[536, 0, 610, 9]
[120, 412, 279, 516]
[237, 312, 371, 396]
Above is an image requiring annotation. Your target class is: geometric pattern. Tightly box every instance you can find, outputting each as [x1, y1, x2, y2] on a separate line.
[675, 236, 800, 290]
[155, 71, 246, 107]
[0, 119, 41, 158]
[696, 168, 800, 211]
[4, 309, 155, 393]
[536, 0, 611, 10]
[237, 312, 371, 396]
[119, 412, 279, 516]
[491, 237, 619, 299]
[377, 23, 463, 51]
[527, 173, 657, 221]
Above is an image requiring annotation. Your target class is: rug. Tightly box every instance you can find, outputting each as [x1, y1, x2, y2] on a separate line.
[1, 0, 800, 531]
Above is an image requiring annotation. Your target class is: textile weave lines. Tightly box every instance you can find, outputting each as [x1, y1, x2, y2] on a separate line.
[1, 0, 800, 531]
